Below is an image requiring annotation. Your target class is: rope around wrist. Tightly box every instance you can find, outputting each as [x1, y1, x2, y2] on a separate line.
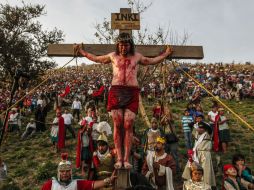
[73, 43, 84, 57]
[103, 177, 112, 187]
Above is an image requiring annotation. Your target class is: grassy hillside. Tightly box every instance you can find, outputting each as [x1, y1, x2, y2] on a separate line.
[0, 97, 254, 189]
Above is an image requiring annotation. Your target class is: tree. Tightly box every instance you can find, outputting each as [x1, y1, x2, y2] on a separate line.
[0, 2, 64, 79]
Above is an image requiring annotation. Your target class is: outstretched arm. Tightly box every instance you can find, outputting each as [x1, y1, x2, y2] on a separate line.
[92, 170, 117, 189]
[140, 45, 173, 65]
[75, 45, 111, 64]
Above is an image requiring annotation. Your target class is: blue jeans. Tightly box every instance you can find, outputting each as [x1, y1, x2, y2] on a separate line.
[184, 131, 192, 149]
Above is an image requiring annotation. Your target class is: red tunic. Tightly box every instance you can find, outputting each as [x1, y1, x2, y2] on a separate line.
[107, 85, 140, 114]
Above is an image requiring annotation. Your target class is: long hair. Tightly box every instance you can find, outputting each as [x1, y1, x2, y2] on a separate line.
[115, 33, 135, 55]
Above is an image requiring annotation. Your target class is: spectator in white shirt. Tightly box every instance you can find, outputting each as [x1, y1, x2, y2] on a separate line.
[62, 109, 75, 139]
[21, 118, 36, 140]
[8, 108, 20, 133]
[37, 95, 43, 107]
[208, 105, 218, 127]
[71, 97, 82, 121]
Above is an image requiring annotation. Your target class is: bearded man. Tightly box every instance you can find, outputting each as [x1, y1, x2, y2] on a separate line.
[75, 33, 173, 169]
[90, 133, 115, 190]
[142, 137, 176, 190]
[41, 153, 116, 190]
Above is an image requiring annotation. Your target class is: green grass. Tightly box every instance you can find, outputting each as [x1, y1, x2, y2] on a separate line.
[0, 97, 254, 189]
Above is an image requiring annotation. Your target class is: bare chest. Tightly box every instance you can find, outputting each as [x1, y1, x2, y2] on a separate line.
[111, 54, 140, 85]
[112, 56, 138, 73]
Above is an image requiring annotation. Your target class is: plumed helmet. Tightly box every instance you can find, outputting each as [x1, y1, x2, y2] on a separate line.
[97, 133, 108, 144]
[97, 121, 112, 136]
[57, 153, 72, 181]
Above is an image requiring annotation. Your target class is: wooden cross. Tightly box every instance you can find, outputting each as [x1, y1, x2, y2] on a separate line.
[47, 8, 204, 59]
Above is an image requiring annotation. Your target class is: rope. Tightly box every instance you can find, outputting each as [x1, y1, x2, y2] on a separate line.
[171, 61, 254, 132]
[76, 57, 79, 71]
[0, 57, 75, 117]
[0, 57, 75, 147]
[17, 114, 52, 125]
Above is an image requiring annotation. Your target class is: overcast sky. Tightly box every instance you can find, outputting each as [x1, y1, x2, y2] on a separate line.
[4, 0, 254, 66]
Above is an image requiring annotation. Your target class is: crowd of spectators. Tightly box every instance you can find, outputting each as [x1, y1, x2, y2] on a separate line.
[0, 62, 254, 189]
[1, 63, 254, 116]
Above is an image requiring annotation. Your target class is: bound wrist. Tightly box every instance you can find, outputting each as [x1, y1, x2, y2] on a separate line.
[81, 50, 88, 57]
[103, 177, 111, 187]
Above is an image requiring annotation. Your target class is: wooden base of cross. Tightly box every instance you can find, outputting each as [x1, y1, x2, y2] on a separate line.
[114, 168, 131, 190]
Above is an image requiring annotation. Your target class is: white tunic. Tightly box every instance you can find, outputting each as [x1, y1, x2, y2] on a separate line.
[51, 118, 59, 137]
[51, 178, 77, 190]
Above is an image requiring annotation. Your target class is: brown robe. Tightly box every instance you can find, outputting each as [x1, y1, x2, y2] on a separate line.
[142, 152, 176, 188]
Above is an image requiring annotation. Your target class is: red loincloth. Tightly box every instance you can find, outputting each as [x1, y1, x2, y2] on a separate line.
[107, 85, 140, 114]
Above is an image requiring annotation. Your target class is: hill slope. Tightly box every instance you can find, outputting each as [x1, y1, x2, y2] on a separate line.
[0, 98, 254, 189]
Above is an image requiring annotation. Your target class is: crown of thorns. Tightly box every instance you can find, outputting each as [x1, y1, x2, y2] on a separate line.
[116, 35, 133, 43]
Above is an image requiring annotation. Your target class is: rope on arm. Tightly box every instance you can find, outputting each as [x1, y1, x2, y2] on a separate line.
[171, 61, 254, 132]
[73, 43, 84, 71]
[0, 57, 75, 117]
[0, 57, 75, 147]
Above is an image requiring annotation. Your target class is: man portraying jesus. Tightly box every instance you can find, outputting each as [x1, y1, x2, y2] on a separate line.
[75, 33, 173, 169]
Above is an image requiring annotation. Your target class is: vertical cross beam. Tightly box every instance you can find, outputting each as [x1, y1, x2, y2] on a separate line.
[111, 8, 140, 37]
[119, 8, 132, 36]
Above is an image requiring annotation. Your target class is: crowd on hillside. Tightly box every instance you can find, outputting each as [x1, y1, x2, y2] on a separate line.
[144, 63, 254, 103]
[0, 62, 254, 115]
[0, 63, 254, 189]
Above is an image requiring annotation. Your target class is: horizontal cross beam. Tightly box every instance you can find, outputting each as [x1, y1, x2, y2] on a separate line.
[47, 44, 204, 59]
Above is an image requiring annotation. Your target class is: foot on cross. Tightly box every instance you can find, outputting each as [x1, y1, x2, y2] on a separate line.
[123, 161, 132, 169]
[114, 161, 122, 169]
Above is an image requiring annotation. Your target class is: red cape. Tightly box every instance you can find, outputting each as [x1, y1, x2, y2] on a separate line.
[57, 116, 65, 149]
[92, 86, 104, 97]
[59, 85, 71, 97]
[213, 114, 220, 152]
[41, 179, 94, 190]
[76, 129, 94, 168]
